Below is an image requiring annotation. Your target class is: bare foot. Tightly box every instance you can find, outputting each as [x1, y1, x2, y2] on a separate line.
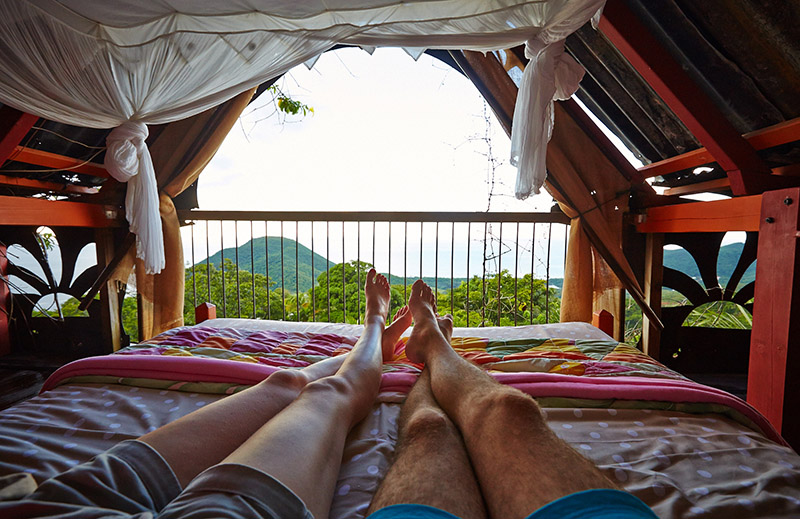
[364, 268, 391, 325]
[405, 280, 453, 364]
[382, 306, 411, 361]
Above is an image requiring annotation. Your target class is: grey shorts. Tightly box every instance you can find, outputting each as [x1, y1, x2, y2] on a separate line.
[0, 439, 313, 518]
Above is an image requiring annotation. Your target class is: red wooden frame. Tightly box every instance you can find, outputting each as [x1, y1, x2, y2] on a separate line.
[599, 1, 785, 195]
[0, 107, 38, 165]
[0, 195, 122, 227]
[636, 195, 762, 233]
[9, 146, 108, 178]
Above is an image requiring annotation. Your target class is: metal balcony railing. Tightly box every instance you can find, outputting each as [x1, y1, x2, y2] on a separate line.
[178, 210, 570, 327]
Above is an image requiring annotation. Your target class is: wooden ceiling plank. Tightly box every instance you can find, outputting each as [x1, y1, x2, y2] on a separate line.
[9, 146, 109, 178]
[0, 195, 121, 227]
[599, 1, 784, 195]
[0, 107, 38, 165]
[663, 177, 731, 197]
[637, 195, 762, 233]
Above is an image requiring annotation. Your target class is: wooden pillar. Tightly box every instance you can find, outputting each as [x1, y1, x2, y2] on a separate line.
[0, 244, 10, 356]
[95, 230, 122, 352]
[195, 303, 217, 324]
[748, 187, 800, 448]
[137, 294, 154, 342]
[642, 233, 663, 359]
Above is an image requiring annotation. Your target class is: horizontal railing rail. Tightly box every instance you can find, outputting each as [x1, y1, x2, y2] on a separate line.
[177, 210, 570, 328]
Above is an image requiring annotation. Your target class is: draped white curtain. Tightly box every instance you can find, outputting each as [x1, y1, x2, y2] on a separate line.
[0, 0, 604, 273]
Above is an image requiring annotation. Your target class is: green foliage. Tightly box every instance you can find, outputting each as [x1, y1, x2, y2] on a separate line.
[683, 301, 752, 329]
[434, 270, 559, 327]
[268, 85, 314, 116]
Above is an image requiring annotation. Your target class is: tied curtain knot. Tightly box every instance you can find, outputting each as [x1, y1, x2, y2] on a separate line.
[105, 121, 165, 274]
[511, 38, 586, 200]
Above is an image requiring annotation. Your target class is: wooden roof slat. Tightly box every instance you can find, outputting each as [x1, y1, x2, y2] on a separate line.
[0, 195, 121, 227]
[599, 0, 786, 195]
[0, 107, 38, 164]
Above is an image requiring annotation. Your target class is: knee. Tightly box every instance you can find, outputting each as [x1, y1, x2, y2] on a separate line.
[472, 388, 546, 431]
[401, 406, 454, 443]
[263, 369, 308, 396]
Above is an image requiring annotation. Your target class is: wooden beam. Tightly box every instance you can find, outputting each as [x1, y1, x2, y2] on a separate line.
[9, 146, 108, 178]
[600, 1, 783, 195]
[0, 107, 38, 165]
[748, 187, 800, 449]
[636, 195, 763, 233]
[0, 174, 99, 195]
[642, 233, 663, 360]
[592, 309, 614, 338]
[95, 229, 122, 352]
[663, 177, 731, 197]
[637, 117, 800, 180]
[0, 195, 122, 227]
[0, 244, 10, 356]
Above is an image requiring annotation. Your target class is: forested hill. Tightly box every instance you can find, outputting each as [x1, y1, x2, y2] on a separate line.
[199, 237, 563, 294]
[663, 242, 756, 287]
[204, 237, 332, 292]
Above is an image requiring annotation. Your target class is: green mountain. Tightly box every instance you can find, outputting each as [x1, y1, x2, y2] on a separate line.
[203, 236, 333, 293]
[663, 242, 756, 289]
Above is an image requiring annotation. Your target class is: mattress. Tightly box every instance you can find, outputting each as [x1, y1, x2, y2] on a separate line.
[1, 319, 798, 518]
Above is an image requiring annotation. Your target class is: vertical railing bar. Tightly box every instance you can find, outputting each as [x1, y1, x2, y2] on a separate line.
[482, 222, 487, 326]
[235, 221, 241, 318]
[280, 221, 286, 321]
[220, 220, 226, 318]
[419, 221, 423, 286]
[357, 222, 361, 324]
[327, 221, 331, 322]
[403, 221, 408, 302]
[496, 222, 502, 326]
[268, 225, 278, 313]
[450, 221, 454, 316]
[466, 222, 471, 326]
[514, 222, 519, 327]
[434, 221, 439, 297]
[546, 222, 552, 323]
[388, 222, 392, 319]
[530, 223, 536, 325]
[295, 221, 300, 322]
[250, 221, 255, 318]
[191, 222, 196, 312]
[205, 220, 211, 309]
[342, 221, 346, 323]
[311, 222, 316, 322]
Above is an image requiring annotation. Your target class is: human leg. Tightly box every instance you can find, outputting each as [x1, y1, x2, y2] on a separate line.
[405, 280, 618, 519]
[140, 284, 409, 489]
[367, 367, 487, 519]
[221, 268, 392, 519]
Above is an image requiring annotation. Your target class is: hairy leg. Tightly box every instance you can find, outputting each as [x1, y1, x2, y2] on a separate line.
[368, 366, 487, 519]
[222, 269, 392, 519]
[141, 276, 408, 489]
[405, 280, 618, 519]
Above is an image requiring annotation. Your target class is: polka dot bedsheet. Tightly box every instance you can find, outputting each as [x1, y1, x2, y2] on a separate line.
[0, 320, 798, 518]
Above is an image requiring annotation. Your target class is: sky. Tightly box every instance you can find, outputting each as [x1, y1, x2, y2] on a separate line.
[184, 47, 569, 280]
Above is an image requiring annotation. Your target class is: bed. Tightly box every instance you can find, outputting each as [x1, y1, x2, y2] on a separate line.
[1, 319, 799, 518]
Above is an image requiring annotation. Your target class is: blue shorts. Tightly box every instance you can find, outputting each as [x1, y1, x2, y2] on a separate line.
[367, 489, 658, 519]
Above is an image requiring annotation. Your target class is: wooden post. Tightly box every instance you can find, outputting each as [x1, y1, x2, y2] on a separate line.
[642, 233, 663, 359]
[195, 303, 217, 324]
[95, 230, 122, 352]
[748, 187, 800, 448]
[0, 244, 10, 356]
[592, 310, 614, 338]
[137, 294, 154, 342]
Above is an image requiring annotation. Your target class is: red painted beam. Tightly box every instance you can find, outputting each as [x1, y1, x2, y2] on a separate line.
[599, 1, 786, 195]
[637, 195, 762, 233]
[0, 195, 122, 227]
[0, 106, 38, 165]
[0, 244, 10, 356]
[748, 188, 800, 448]
[9, 146, 109, 178]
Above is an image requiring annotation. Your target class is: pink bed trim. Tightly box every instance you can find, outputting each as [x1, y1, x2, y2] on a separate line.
[43, 355, 785, 446]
